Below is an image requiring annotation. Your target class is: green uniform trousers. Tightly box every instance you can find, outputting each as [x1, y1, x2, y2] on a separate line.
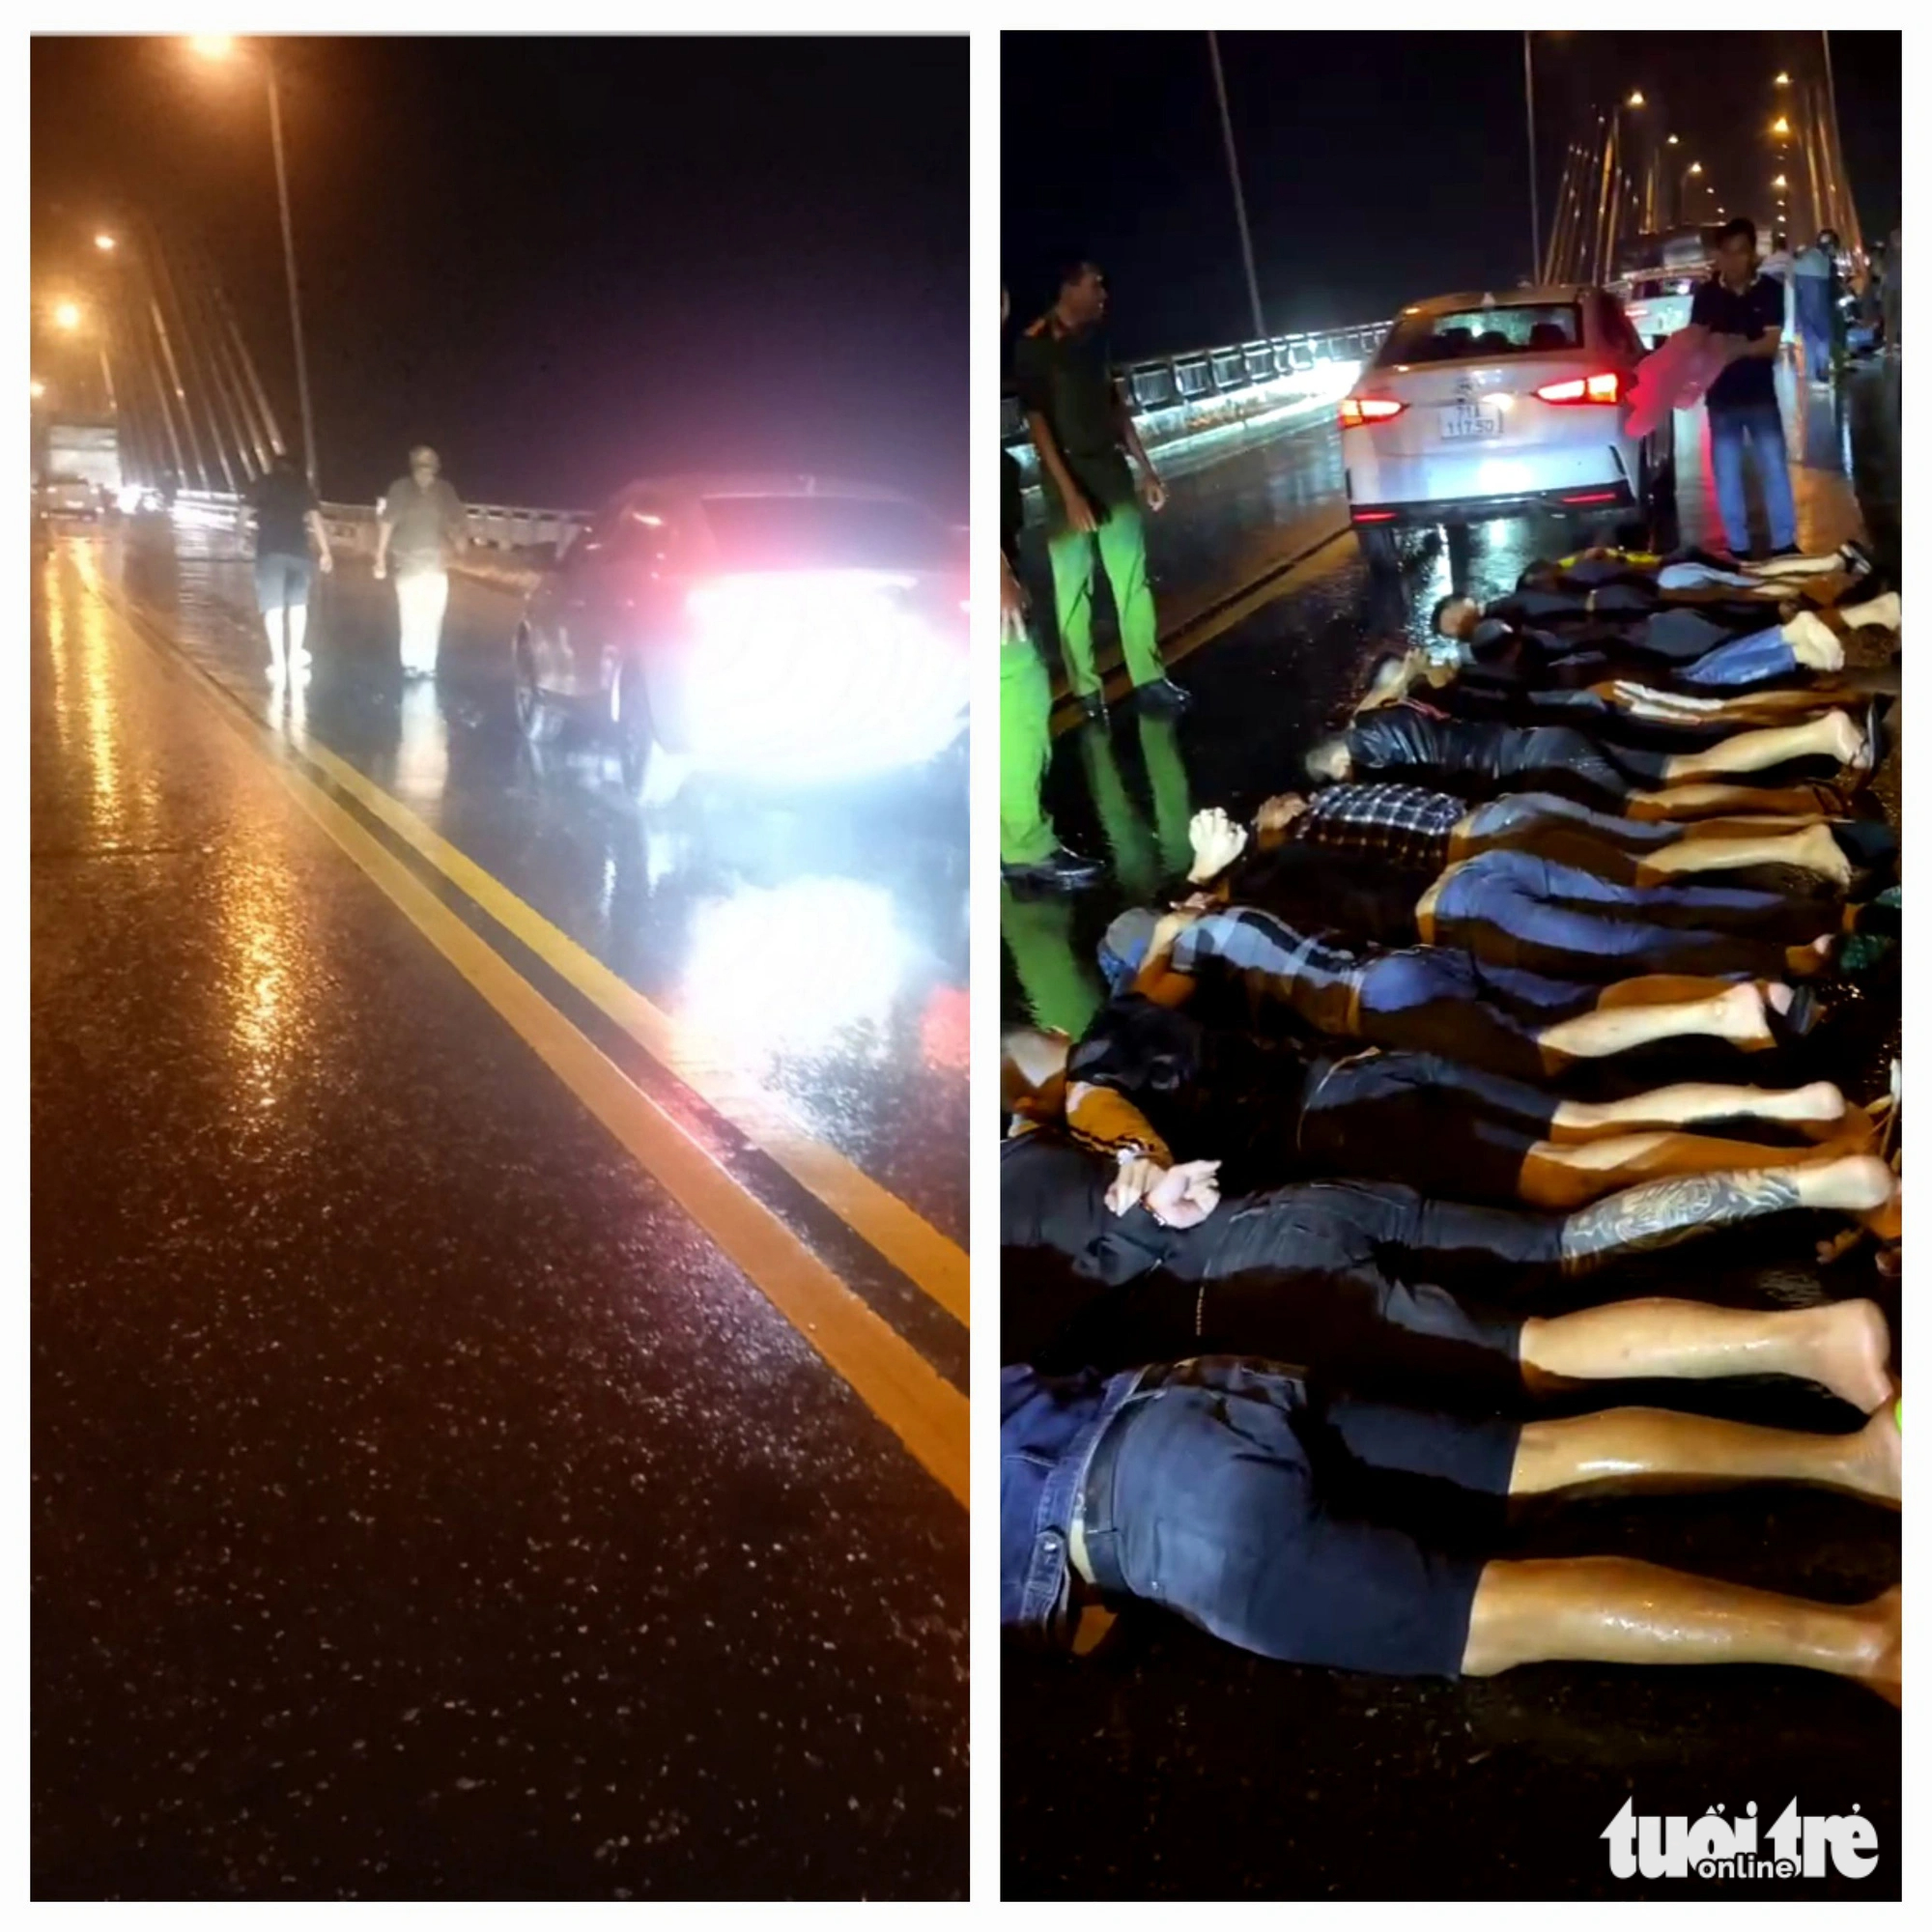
[1045, 499, 1164, 699]
[1000, 629, 1060, 867]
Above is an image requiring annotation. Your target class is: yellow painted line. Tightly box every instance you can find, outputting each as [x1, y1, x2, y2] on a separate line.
[99, 586, 969, 1507]
[286, 730, 972, 1331]
[1049, 522, 1351, 737]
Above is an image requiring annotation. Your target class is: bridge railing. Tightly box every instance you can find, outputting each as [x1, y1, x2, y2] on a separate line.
[171, 489, 593, 556]
[1001, 318, 1390, 449]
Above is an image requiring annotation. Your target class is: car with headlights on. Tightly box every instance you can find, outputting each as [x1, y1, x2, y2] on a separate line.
[1340, 285, 1671, 571]
[512, 473, 969, 803]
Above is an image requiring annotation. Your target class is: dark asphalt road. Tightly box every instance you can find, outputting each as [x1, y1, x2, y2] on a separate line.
[1002, 360, 1901, 1899]
[33, 530, 966, 1898]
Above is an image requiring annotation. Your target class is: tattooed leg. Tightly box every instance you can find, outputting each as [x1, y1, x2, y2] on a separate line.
[1460, 1561, 1899, 1702]
[1508, 1401, 1900, 1509]
[1518, 1297, 1893, 1411]
[1554, 1153, 1893, 1273]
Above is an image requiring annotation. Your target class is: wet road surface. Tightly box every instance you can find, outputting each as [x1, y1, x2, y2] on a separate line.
[1002, 360, 1900, 1898]
[34, 530, 966, 1898]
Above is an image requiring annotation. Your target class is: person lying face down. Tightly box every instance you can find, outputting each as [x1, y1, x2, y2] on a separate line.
[999, 1080, 1897, 1393]
[1304, 686, 1879, 821]
[1172, 786, 1870, 986]
[1002, 1353, 1899, 1701]
[1432, 582, 1900, 696]
[1039, 946, 1875, 1212]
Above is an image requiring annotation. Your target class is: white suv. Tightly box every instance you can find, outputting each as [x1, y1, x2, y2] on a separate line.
[1340, 285, 1670, 571]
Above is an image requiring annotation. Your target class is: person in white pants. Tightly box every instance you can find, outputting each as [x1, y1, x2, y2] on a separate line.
[373, 445, 469, 678]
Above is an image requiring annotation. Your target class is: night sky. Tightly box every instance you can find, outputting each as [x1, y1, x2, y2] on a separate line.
[31, 36, 966, 514]
[1002, 30, 1900, 359]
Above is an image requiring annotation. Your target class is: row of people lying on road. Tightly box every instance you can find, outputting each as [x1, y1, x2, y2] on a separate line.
[1002, 540, 1901, 1704]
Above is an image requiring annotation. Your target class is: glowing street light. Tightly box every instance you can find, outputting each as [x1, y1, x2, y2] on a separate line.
[94, 232, 116, 252]
[187, 35, 238, 61]
[1775, 71, 1790, 85]
[1688, 161, 1703, 176]
[53, 299, 81, 330]
[1626, 90, 1645, 107]
[1772, 115, 1791, 137]
[1666, 133, 1680, 146]
[31, 378, 45, 400]
[1773, 174, 1788, 189]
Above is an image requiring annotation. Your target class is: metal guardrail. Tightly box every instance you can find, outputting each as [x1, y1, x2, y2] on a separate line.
[172, 488, 592, 554]
[1000, 319, 1390, 444]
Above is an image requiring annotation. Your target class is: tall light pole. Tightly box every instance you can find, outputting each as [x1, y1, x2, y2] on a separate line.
[189, 37, 319, 492]
[1206, 31, 1267, 341]
[1522, 33, 1541, 282]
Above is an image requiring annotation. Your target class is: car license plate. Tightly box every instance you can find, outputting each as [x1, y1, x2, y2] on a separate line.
[1440, 402, 1502, 440]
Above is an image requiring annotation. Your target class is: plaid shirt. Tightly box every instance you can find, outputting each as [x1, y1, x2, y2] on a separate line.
[1294, 782, 1464, 871]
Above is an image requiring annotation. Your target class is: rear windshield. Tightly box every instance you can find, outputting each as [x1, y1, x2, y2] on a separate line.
[1377, 303, 1584, 366]
[699, 495, 954, 572]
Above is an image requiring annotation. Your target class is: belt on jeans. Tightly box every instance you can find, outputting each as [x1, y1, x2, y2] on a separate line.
[1067, 1370, 1164, 1598]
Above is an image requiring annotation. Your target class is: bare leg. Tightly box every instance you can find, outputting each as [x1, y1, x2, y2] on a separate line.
[1553, 1152, 1895, 1274]
[285, 599, 311, 666]
[1539, 980, 1776, 1063]
[1626, 781, 1848, 821]
[1662, 710, 1862, 783]
[1519, 1128, 1863, 1211]
[1518, 1295, 1892, 1411]
[1509, 1401, 1900, 1508]
[1548, 1079, 1848, 1143]
[1460, 1559, 1899, 1702]
[261, 604, 287, 677]
[1635, 823, 1851, 888]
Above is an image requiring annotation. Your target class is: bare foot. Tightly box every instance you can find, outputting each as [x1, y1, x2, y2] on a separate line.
[1805, 1298, 1893, 1412]
[1777, 1080, 1851, 1138]
[1839, 1399, 1903, 1510]
[1822, 710, 1865, 768]
[1794, 824, 1854, 890]
[1712, 981, 1775, 1044]
[1853, 1585, 1902, 1706]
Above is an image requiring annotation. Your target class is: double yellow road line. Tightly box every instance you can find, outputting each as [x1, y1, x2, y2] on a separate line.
[98, 580, 970, 1508]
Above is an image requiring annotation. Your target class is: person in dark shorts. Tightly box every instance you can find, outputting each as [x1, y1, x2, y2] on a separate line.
[1002, 1356, 1900, 1699]
[1172, 795, 1861, 986]
[1305, 698, 1871, 817]
[995, 1104, 1897, 1401]
[1032, 983, 1865, 1210]
[245, 452, 334, 680]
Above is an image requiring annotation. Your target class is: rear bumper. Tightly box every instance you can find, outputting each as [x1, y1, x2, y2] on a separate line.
[1350, 478, 1637, 530]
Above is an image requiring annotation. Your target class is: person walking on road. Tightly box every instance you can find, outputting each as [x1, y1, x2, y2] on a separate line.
[374, 445, 469, 679]
[1690, 219, 1799, 560]
[1002, 286, 1102, 891]
[245, 451, 333, 682]
[1013, 261, 1188, 724]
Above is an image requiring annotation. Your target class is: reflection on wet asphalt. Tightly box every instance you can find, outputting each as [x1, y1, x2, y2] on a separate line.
[34, 533, 965, 1898]
[1002, 361, 1899, 1898]
[113, 524, 968, 1248]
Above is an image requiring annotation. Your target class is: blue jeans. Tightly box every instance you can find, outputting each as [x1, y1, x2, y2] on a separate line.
[1675, 624, 1799, 689]
[1793, 277, 1834, 379]
[253, 551, 313, 612]
[1708, 401, 1796, 554]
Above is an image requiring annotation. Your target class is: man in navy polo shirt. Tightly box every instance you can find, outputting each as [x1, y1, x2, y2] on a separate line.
[1690, 216, 1798, 560]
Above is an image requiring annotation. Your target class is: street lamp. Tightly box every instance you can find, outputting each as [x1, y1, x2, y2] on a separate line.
[1626, 90, 1645, 107]
[94, 232, 116, 252]
[1775, 71, 1790, 85]
[53, 299, 81, 331]
[1772, 115, 1791, 137]
[1666, 133, 1680, 146]
[186, 36, 317, 490]
[31, 378, 45, 400]
[1773, 175, 1788, 189]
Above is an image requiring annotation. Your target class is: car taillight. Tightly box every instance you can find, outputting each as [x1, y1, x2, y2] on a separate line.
[1339, 396, 1406, 428]
[1535, 372, 1623, 405]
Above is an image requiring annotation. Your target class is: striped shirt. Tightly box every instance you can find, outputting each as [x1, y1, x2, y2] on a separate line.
[1295, 782, 1466, 871]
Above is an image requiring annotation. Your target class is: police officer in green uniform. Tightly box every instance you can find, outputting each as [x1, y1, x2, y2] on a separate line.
[1003, 286, 1101, 891]
[1012, 260, 1189, 723]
